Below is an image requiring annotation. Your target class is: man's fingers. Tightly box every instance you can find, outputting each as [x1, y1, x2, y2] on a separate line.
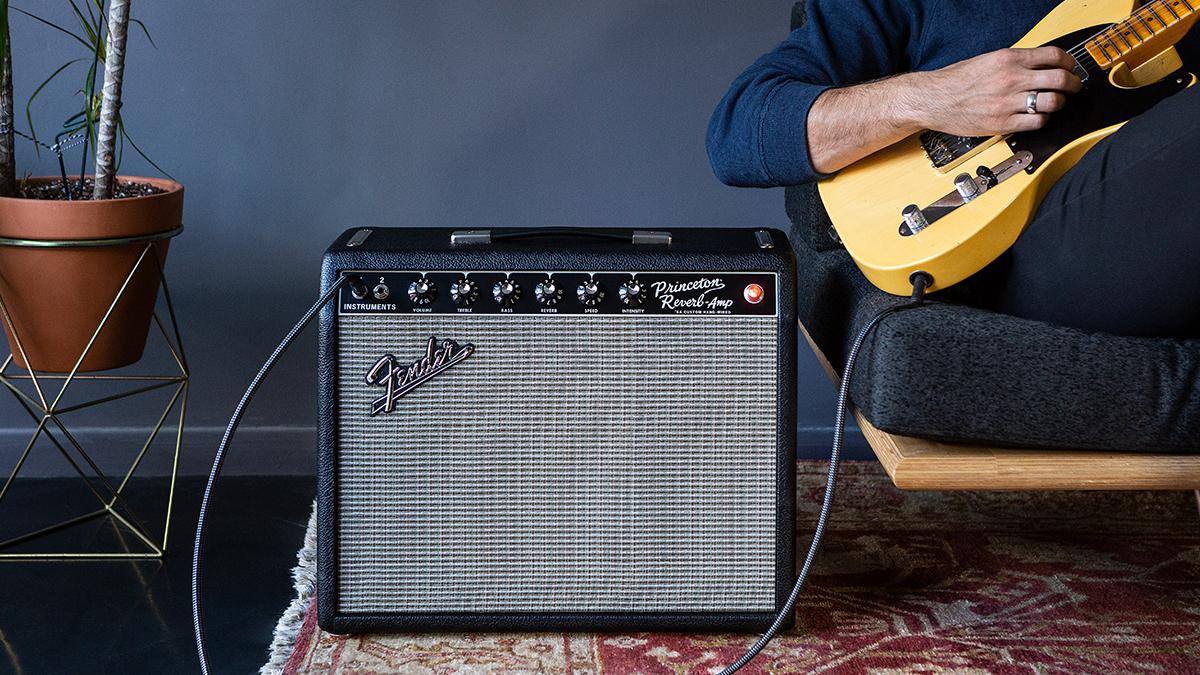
[1027, 67, 1084, 93]
[1025, 91, 1068, 113]
[1005, 112, 1049, 132]
[1012, 46, 1078, 71]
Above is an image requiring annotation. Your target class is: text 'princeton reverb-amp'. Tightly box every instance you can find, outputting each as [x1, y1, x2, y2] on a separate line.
[317, 227, 797, 633]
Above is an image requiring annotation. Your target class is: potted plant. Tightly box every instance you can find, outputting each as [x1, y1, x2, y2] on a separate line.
[0, 0, 182, 373]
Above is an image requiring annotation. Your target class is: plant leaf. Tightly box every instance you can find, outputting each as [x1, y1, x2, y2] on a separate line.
[119, 119, 175, 181]
[130, 18, 155, 48]
[25, 58, 85, 153]
[10, 6, 91, 49]
[65, 0, 98, 43]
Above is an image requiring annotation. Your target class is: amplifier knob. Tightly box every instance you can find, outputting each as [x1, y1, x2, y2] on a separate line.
[618, 279, 644, 306]
[407, 278, 437, 305]
[450, 277, 478, 306]
[492, 279, 522, 306]
[576, 280, 605, 306]
[534, 278, 563, 306]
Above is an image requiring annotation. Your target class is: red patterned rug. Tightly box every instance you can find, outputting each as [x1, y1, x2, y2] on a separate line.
[270, 461, 1200, 673]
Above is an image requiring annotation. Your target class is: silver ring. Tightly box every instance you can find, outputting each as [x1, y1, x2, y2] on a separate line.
[1026, 91, 1039, 115]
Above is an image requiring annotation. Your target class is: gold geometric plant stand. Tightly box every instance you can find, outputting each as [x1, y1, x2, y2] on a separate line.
[0, 231, 187, 559]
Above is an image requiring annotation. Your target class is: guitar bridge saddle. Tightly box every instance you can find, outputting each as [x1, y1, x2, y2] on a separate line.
[899, 151, 1033, 236]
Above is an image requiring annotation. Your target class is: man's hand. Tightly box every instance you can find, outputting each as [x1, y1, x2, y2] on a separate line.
[807, 47, 1083, 174]
[911, 47, 1084, 136]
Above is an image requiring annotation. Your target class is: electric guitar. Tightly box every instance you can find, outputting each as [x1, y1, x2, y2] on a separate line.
[817, 0, 1199, 296]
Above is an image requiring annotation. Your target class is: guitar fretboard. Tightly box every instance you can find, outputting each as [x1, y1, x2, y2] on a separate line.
[1084, 0, 1198, 68]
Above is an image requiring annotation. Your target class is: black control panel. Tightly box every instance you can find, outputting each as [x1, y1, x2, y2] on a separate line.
[338, 271, 778, 317]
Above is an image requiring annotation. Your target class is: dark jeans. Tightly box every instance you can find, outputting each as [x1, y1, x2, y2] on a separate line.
[967, 82, 1200, 338]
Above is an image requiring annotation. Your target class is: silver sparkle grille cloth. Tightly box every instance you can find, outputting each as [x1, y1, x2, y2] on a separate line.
[336, 314, 778, 613]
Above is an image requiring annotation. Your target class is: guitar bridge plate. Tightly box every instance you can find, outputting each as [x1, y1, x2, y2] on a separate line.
[899, 150, 1033, 236]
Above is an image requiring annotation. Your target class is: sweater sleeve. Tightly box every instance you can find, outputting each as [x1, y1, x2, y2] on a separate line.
[706, 0, 926, 187]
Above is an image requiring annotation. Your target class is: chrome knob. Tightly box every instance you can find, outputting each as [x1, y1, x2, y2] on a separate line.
[406, 278, 436, 305]
[449, 277, 478, 306]
[576, 280, 605, 306]
[492, 279, 521, 306]
[955, 173, 981, 202]
[901, 204, 929, 234]
[534, 278, 562, 306]
[618, 279, 644, 306]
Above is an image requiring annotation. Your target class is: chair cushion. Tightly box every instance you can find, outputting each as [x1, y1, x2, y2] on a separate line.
[793, 234, 1200, 454]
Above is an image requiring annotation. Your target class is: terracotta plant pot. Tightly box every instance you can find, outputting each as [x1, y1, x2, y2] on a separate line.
[0, 176, 184, 373]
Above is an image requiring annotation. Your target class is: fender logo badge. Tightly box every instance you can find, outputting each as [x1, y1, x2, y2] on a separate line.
[365, 336, 475, 415]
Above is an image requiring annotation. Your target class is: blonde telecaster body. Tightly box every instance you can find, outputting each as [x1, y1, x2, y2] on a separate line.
[818, 0, 1198, 295]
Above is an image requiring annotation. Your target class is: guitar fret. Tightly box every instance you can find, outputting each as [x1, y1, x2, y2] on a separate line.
[1148, 3, 1174, 26]
[1089, 37, 1113, 64]
[1122, 20, 1145, 43]
[1075, 0, 1194, 71]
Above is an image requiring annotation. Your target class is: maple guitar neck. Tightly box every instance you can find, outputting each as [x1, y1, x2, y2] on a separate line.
[1083, 0, 1199, 70]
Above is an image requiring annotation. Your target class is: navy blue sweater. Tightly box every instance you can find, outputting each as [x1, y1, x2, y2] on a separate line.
[706, 0, 1198, 187]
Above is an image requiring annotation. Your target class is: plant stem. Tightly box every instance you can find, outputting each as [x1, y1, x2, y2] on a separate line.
[92, 0, 129, 199]
[0, 20, 15, 198]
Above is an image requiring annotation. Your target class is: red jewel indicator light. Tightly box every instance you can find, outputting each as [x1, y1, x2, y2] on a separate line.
[743, 283, 765, 305]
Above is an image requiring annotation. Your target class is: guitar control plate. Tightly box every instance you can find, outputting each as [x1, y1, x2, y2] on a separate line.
[899, 151, 1033, 236]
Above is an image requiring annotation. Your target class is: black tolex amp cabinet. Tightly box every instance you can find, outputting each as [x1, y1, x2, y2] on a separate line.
[317, 227, 797, 633]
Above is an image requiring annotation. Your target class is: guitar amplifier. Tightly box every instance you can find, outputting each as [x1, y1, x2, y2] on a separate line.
[317, 227, 797, 633]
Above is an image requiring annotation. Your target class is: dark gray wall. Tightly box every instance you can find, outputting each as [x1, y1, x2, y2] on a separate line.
[7, 1, 864, 476]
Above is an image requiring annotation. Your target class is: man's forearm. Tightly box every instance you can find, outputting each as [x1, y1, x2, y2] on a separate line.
[806, 74, 925, 176]
[806, 47, 1083, 176]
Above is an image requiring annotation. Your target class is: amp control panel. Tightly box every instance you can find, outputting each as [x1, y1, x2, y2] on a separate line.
[337, 271, 778, 317]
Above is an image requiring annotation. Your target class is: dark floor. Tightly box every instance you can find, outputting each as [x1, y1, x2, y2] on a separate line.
[0, 476, 314, 674]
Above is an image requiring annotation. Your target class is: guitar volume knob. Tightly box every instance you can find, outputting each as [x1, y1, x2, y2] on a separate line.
[901, 204, 929, 235]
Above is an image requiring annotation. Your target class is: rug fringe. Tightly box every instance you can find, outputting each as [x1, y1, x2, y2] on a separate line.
[262, 502, 318, 675]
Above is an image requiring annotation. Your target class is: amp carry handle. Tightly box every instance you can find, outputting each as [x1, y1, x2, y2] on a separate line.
[450, 227, 672, 246]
